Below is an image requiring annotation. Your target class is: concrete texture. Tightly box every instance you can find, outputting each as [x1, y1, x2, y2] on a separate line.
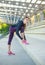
[0, 35, 36, 65]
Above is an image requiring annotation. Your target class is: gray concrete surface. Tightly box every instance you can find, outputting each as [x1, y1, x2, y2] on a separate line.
[18, 34, 45, 65]
[0, 35, 36, 65]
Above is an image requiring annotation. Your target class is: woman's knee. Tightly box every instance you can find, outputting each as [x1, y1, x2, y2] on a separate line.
[8, 32, 14, 45]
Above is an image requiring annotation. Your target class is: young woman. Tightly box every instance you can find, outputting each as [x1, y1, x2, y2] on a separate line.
[8, 16, 29, 55]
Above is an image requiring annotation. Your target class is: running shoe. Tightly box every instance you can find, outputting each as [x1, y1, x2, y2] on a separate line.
[8, 51, 15, 55]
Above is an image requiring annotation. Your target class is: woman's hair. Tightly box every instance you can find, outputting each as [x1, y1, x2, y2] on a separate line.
[23, 24, 26, 30]
[24, 16, 28, 19]
[23, 16, 29, 29]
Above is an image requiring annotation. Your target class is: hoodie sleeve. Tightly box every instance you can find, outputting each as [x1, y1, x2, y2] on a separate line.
[16, 21, 23, 40]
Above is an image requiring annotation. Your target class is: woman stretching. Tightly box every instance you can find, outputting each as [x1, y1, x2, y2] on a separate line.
[8, 16, 29, 55]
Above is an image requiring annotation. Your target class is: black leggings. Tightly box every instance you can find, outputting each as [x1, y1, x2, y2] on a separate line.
[8, 26, 25, 45]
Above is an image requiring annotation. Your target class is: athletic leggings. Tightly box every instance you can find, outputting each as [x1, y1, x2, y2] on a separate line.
[8, 26, 24, 45]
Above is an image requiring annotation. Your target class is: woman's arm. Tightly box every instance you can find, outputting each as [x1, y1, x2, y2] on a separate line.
[20, 32, 26, 40]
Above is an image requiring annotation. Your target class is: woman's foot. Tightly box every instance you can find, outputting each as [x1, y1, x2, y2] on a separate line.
[8, 51, 15, 55]
[22, 40, 29, 45]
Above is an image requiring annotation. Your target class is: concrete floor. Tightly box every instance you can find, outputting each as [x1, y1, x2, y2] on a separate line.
[19, 34, 45, 65]
[0, 35, 36, 65]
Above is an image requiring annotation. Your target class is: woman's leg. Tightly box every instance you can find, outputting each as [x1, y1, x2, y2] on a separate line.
[8, 26, 16, 55]
[20, 27, 29, 44]
[20, 32, 29, 44]
[8, 32, 14, 54]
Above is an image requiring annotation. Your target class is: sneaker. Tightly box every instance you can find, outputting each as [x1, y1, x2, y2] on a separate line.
[22, 40, 29, 45]
[22, 40, 26, 43]
[8, 51, 15, 55]
[25, 40, 29, 45]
